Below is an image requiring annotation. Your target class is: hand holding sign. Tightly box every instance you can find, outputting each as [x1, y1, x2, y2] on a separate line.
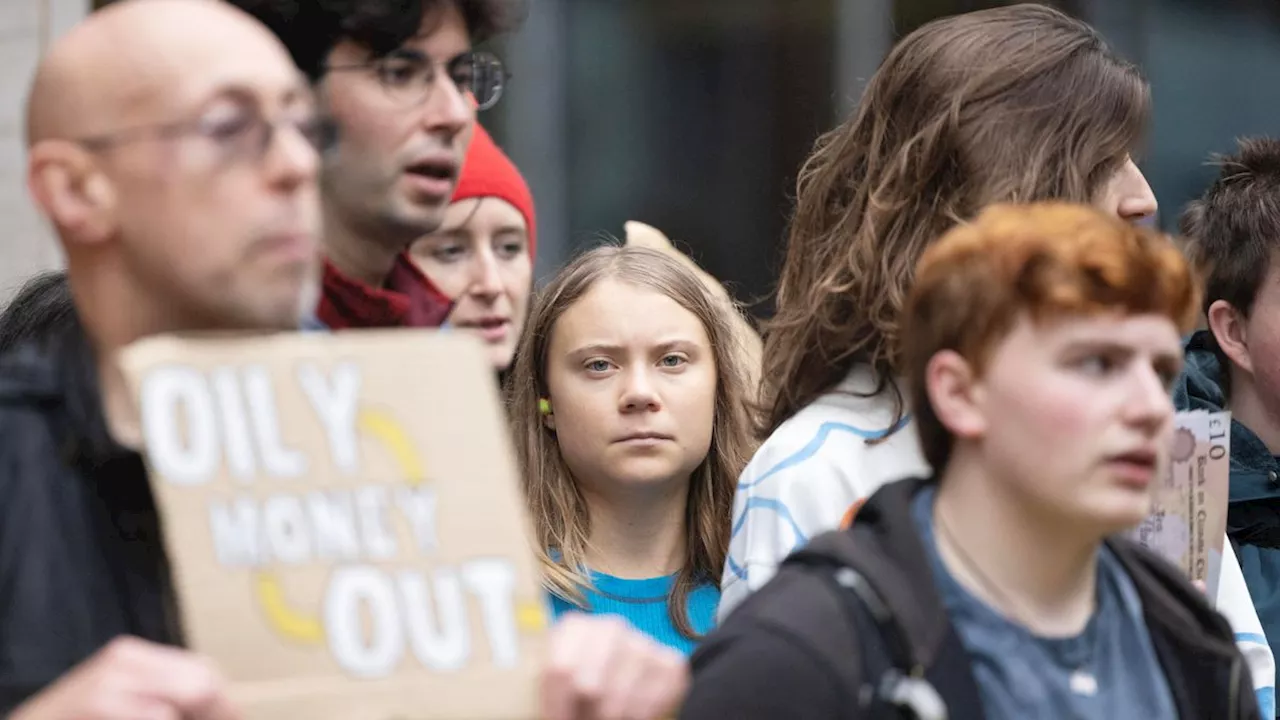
[540, 614, 689, 720]
[8, 637, 240, 720]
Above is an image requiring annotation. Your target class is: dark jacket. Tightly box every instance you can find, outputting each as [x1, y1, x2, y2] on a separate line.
[0, 317, 180, 715]
[1173, 331, 1280, 658]
[682, 477, 1259, 720]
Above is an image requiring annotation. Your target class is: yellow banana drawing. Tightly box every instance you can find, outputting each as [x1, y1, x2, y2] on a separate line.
[358, 408, 429, 485]
[515, 599, 550, 632]
[255, 571, 325, 643]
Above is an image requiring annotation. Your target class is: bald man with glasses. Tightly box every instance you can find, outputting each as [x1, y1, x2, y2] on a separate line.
[5, 0, 319, 717]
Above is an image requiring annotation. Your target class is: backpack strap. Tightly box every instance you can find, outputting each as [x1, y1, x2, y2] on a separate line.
[789, 552, 950, 720]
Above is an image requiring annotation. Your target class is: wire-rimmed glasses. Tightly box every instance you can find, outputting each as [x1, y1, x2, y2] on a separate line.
[76, 100, 335, 164]
[325, 49, 508, 111]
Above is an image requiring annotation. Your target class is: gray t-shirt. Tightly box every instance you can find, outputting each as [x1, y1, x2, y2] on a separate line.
[911, 487, 1178, 719]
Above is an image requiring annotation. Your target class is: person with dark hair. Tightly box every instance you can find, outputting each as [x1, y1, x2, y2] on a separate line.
[684, 203, 1260, 720]
[7, 1, 325, 716]
[1176, 136, 1280, 716]
[0, 271, 74, 354]
[227, 0, 527, 331]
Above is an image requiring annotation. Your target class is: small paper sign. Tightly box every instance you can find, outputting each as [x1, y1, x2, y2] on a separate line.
[1127, 410, 1232, 599]
[118, 330, 548, 720]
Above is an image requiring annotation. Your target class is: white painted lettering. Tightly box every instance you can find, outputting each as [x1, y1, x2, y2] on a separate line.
[208, 497, 261, 566]
[355, 486, 398, 560]
[325, 567, 402, 679]
[262, 494, 312, 564]
[462, 559, 520, 667]
[298, 362, 362, 475]
[139, 365, 218, 486]
[394, 486, 439, 555]
[210, 366, 256, 482]
[398, 569, 470, 671]
[243, 366, 307, 479]
[304, 491, 362, 561]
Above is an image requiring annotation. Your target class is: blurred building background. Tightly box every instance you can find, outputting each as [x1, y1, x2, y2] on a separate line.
[0, 0, 82, 301]
[487, 0, 1280, 318]
[3, 0, 1279, 312]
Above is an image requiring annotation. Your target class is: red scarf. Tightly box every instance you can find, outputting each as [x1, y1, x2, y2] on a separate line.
[316, 253, 453, 329]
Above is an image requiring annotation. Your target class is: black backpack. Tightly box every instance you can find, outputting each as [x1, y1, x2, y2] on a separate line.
[783, 552, 985, 720]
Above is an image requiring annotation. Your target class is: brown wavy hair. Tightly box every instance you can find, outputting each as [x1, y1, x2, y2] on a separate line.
[761, 3, 1150, 437]
[505, 245, 755, 638]
[904, 203, 1198, 471]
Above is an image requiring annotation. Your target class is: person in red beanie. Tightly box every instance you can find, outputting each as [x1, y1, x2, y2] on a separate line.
[411, 123, 536, 371]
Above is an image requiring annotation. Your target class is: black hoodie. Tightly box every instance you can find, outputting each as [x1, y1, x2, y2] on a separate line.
[0, 316, 181, 715]
[682, 477, 1259, 720]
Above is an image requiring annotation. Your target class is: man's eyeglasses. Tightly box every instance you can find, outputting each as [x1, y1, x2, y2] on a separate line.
[325, 49, 508, 111]
[76, 105, 336, 164]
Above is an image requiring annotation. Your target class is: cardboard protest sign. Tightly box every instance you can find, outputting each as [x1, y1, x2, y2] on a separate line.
[1127, 410, 1231, 599]
[118, 330, 548, 720]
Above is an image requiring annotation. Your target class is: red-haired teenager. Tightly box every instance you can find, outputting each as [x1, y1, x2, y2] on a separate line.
[683, 203, 1260, 719]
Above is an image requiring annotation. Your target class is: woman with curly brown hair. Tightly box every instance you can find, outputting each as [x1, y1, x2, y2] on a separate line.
[721, 3, 1275, 704]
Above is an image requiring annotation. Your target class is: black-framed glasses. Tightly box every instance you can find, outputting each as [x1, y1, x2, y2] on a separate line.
[325, 49, 509, 111]
[76, 105, 336, 163]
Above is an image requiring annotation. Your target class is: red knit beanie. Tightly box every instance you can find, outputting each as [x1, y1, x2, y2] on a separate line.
[452, 124, 537, 257]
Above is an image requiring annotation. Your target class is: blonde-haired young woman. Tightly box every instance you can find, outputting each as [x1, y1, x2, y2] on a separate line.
[506, 245, 755, 654]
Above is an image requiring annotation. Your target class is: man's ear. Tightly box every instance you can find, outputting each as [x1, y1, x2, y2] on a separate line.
[27, 141, 117, 245]
[925, 349, 987, 441]
[1206, 299, 1251, 375]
